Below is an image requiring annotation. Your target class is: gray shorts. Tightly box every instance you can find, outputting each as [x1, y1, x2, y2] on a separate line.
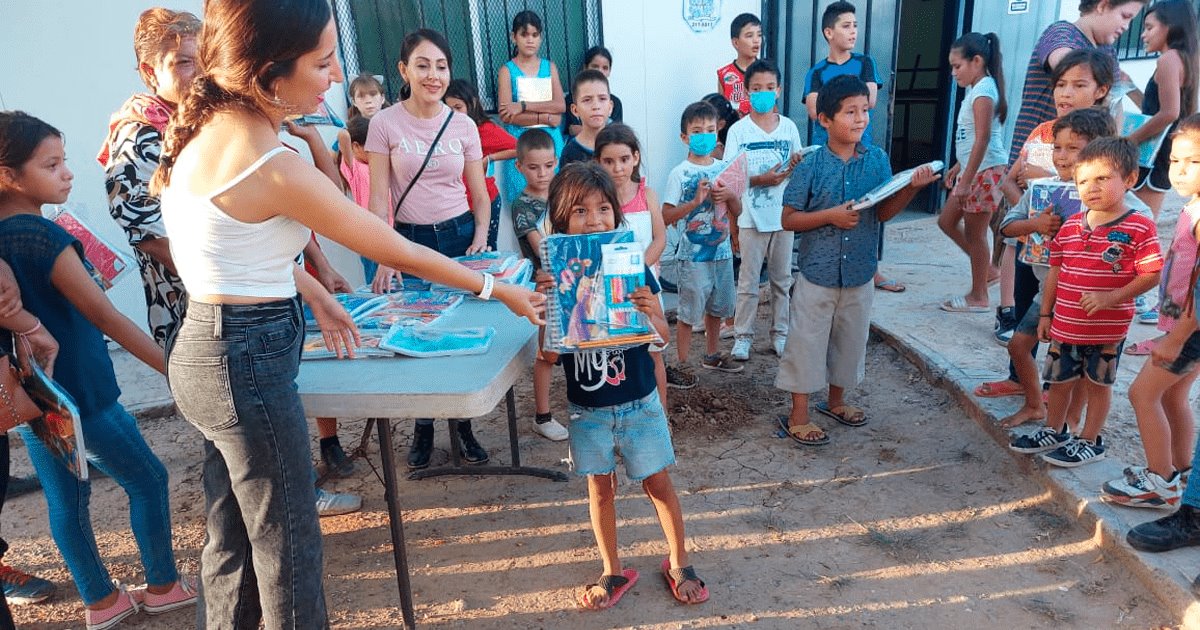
[775, 274, 873, 393]
[1015, 295, 1042, 337]
[677, 258, 735, 325]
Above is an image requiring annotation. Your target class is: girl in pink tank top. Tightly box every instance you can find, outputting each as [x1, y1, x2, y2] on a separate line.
[1106, 117, 1200, 509]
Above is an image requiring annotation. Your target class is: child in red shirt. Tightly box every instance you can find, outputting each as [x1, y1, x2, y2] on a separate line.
[446, 79, 517, 249]
[716, 13, 761, 117]
[1011, 138, 1162, 467]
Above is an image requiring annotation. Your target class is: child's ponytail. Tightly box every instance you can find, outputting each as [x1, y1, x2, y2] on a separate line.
[951, 32, 1007, 123]
[984, 32, 1007, 123]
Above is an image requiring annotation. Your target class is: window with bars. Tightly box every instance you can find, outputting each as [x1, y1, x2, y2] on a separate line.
[1115, 1, 1200, 61]
[332, 0, 602, 111]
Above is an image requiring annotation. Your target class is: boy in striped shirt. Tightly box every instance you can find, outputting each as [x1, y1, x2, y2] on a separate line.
[1012, 138, 1161, 467]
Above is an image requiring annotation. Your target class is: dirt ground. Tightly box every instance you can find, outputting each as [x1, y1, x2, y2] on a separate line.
[1, 317, 1181, 629]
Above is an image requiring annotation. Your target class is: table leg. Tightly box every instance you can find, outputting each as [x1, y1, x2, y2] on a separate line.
[408, 389, 568, 482]
[375, 417, 417, 629]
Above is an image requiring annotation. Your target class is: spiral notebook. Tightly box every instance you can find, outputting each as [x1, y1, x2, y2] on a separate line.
[540, 230, 663, 352]
[1018, 178, 1083, 268]
[1121, 111, 1171, 169]
[23, 361, 87, 480]
[48, 206, 134, 291]
[852, 161, 944, 211]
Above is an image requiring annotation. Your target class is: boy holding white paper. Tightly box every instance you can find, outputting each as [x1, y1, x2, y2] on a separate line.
[725, 59, 803, 361]
[776, 76, 939, 445]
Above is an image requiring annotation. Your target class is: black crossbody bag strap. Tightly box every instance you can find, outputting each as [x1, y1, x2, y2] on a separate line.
[393, 110, 454, 224]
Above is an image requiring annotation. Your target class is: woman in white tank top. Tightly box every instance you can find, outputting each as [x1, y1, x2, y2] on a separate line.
[154, 2, 544, 626]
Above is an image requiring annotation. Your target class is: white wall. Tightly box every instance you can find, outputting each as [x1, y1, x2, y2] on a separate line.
[0, 2, 365, 326]
[0, 1, 204, 324]
[601, 0, 761, 196]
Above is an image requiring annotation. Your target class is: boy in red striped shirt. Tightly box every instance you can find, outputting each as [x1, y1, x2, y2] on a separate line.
[1020, 138, 1162, 467]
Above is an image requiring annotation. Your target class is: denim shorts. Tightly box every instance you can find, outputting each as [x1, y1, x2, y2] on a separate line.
[1042, 339, 1124, 385]
[1158, 331, 1200, 375]
[567, 390, 675, 481]
[1014, 296, 1042, 337]
[677, 258, 735, 325]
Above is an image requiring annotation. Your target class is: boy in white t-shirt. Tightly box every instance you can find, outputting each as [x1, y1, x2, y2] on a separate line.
[725, 60, 803, 360]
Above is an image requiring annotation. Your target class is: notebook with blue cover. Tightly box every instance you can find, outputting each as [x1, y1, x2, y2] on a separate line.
[540, 230, 663, 352]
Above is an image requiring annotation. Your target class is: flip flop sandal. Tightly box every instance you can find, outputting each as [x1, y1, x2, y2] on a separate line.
[816, 402, 868, 427]
[1124, 339, 1157, 356]
[661, 558, 709, 604]
[777, 416, 829, 446]
[874, 279, 906, 293]
[578, 568, 639, 611]
[940, 296, 990, 313]
[974, 380, 1022, 398]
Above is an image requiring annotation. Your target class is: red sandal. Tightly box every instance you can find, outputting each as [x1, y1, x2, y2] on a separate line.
[974, 380, 1022, 398]
[661, 558, 709, 604]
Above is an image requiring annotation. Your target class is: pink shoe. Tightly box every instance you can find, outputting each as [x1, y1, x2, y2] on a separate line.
[85, 582, 139, 630]
[140, 576, 198, 615]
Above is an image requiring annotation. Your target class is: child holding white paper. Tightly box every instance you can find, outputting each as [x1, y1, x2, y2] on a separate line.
[537, 163, 707, 610]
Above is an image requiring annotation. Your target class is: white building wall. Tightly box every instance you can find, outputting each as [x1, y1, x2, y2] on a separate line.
[600, 0, 761, 196]
[0, 1, 359, 326]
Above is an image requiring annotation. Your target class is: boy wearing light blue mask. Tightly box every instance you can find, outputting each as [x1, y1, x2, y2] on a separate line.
[724, 59, 804, 362]
[662, 101, 743, 377]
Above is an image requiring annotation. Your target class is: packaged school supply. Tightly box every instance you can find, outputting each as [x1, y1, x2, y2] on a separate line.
[47, 206, 134, 291]
[22, 360, 88, 480]
[352, 291, 464, 330]
[541, 230, 664, 352]
[1121, 111, 1171, 169]
[303, 292, 379, 331]
[302, 330, 394, 360]
[852, 161, 945, 211]
[380, 324, 495, 357]
[1024, 141, 1055, 173]
[713, 151, 748, 218]
[1018, 178, 1083, 267]
[454, 251, 519, 274]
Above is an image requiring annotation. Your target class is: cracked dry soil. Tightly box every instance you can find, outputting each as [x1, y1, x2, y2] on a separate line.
[0, 322, 1180, 628]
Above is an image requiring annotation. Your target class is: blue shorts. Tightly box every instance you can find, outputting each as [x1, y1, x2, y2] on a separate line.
[677, 258, 735, 325]
[1042, 339, 1124, 385]
[567, 390, 675, 481]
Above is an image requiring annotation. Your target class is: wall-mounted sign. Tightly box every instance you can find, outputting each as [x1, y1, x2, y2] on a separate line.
[684, 0, 722, 33]
[1008, 1, 1030, 14]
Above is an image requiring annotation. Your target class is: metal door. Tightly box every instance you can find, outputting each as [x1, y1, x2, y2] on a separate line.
[775, 0, 902, 148]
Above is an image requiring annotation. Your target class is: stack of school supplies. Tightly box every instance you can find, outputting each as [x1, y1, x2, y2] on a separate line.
[852, 160, 944, 211]
[303, 292, 379, 330]
[540, 230, 664, 352]
[379, 325, 495, 358]
[1019, 178, 1083, 267]
[353, 291, 464, 330]
[301, 331, 394, 359]
[47, 206, 134, 291]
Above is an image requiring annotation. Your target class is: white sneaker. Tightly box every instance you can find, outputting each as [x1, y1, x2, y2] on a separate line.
[532, 417, 569, 441]
[773, 336, 787, 357]
[731, 337, 751, 361]
[315, 488, 362, 517]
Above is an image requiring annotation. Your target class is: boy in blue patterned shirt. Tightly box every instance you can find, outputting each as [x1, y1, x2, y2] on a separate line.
[776, 76, 939, 445]
[663, 101, 743, 378]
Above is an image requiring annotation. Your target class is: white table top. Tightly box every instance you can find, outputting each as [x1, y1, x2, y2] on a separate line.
[296, 298, 536, 418]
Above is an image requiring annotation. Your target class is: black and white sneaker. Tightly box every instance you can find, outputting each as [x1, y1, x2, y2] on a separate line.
[1009, 426, 1071, 454]
[1042, 435, 1106, 468]
[993, 307, 1016, 347]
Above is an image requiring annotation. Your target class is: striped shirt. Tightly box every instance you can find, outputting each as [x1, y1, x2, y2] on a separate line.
[1048, 211, 1162, 344]
[1008, 21, 1117, 164]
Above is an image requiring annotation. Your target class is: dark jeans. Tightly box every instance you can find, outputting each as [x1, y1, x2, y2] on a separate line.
[168, 297, 327, 629]
[486, 196, 502, 251]
[1007, 252, 1041, 384]
[396, 212, 475, 430]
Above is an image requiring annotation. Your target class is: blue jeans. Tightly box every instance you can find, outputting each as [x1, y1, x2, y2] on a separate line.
[167, 297, 327, 628]
[396, 213, 474, 429]
[15, 401, 177, 605]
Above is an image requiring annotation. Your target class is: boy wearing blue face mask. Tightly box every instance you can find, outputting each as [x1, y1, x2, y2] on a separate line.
[724, 59, 804, 362]
[776, 76, 940, 445]
[663, 101, 743, 377]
